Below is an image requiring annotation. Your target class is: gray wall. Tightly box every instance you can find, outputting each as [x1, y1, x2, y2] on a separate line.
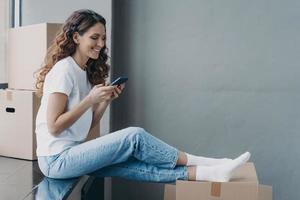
[111, 0, 300, 200]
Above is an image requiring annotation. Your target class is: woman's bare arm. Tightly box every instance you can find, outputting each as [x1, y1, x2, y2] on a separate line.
[89, 83, 125, 130]
[47, 92, 93, 136]
[46, 84, 116, 136]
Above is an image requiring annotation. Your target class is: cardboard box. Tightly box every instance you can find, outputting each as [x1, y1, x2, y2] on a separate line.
[8, 23, 62, 90]
[0, 89, 40, 160]
[164, 163, 272, 200]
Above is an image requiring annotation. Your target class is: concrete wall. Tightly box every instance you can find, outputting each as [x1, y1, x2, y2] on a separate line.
[111, 0, 300, 200]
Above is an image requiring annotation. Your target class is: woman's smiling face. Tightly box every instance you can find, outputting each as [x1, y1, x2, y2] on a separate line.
[75, 22, 106, 60]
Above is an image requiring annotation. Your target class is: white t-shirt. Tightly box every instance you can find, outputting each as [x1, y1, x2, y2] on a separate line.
[35, 56, 93, 156]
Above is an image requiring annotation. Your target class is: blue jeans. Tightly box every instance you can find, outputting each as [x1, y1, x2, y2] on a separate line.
[38, 127, 188, 182]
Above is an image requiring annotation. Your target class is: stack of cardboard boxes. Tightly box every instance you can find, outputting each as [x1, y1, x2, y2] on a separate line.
[164, 163, 272, 200]
[0, 23, 62, 160]
[0, 23, 100, 160]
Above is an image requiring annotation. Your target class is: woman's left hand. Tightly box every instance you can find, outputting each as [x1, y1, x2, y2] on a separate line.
[108, 83, 125, 102]
[93, 83, 125, 110]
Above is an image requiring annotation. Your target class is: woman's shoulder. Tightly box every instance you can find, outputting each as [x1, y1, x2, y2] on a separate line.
[50, 57, 74, 75]
[44, 57, 75, 86]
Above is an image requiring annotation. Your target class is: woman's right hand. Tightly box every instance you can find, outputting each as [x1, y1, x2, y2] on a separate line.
[88, 83, 116, 105]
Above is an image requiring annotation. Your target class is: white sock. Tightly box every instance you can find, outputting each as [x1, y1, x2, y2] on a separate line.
[186, 153, 232, 166]
[196, 151, 251, 182]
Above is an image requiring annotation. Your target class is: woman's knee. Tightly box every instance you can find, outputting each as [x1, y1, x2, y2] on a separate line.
[123, 126, 146, 140]
[125, 126, 145, 134]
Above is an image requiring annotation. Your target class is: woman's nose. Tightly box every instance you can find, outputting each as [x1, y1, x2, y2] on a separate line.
[97, 39, 104, 47]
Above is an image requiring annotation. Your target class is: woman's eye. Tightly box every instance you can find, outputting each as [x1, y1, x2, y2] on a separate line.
[91, 37, 98, 40]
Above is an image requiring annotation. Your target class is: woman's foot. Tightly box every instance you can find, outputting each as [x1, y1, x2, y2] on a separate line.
[192, 152, 251, 182]
[185, 153, 232, 166]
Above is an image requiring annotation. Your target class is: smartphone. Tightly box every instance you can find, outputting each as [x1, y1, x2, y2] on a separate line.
[110, 76, 128, 86]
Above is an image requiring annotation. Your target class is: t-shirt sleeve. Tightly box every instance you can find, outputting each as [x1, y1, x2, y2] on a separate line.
[47, 67, 73, 96]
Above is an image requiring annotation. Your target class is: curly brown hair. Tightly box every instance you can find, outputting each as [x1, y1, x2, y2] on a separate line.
[35, 9, 110, 97]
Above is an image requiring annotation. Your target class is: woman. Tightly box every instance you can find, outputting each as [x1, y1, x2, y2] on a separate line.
[35, 9, 250, 182]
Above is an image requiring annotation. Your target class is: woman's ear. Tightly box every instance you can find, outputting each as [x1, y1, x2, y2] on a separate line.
[72, 32, 80, 44]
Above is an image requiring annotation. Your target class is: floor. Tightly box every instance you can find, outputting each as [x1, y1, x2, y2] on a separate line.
[0, 156, 42, 199]
[0, 156, 81, 200]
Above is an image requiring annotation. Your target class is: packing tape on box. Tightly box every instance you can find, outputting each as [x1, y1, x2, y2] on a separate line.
[211, 182, 221, 197]
[6, 90, 13, 101]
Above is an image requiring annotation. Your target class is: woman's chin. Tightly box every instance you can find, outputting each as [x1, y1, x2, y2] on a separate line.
[89, 54, 99, 60]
